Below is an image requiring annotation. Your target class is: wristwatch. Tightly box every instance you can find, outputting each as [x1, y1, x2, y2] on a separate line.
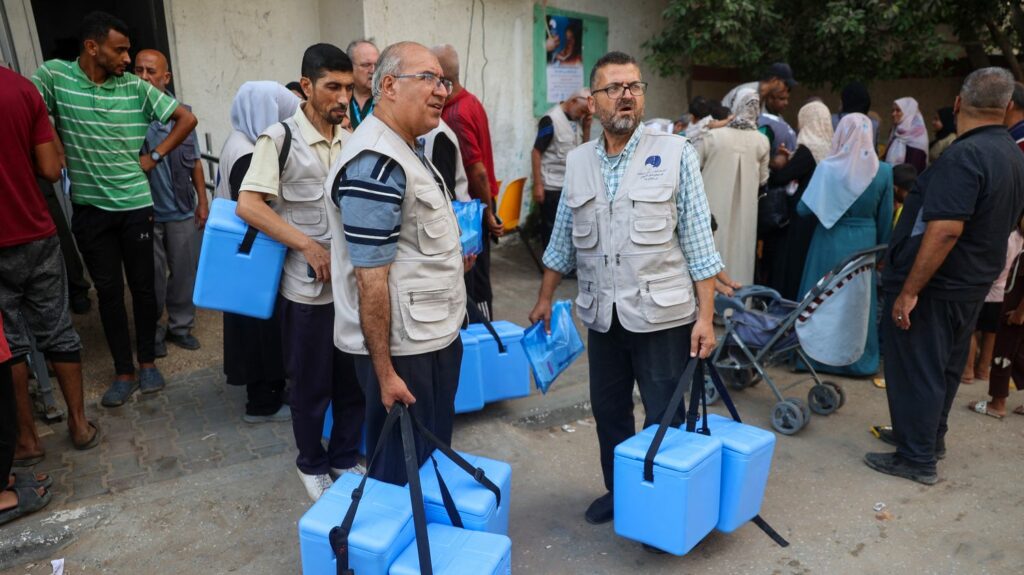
[149, 150, 163, 164]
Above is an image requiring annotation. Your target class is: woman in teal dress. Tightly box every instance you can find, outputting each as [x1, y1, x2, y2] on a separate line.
[797, 113, 893, 376]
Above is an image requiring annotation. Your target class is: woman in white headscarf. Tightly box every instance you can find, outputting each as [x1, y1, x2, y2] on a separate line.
[696, 88, 770, 285]
[797, 112, 893, 376]
[217, 81, 300, 422]
[763, 100, 834, 300]
[884, 96, 929, 174]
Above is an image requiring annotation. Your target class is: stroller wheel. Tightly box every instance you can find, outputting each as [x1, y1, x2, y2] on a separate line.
[787, 397, 811, 422]
[703, 375, 721, 405]
[808, 384, 841, 415]
[771, 401, 806, 435]
[822, 381, 846, 409]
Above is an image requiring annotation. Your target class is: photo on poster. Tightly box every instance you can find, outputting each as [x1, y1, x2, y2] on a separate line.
[545, 15, 584, 104]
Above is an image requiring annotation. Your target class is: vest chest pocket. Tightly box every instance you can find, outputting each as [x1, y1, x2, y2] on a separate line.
[286, 206, 329, 239]
[572, 220, 599, 249]
[639, 272, 694, 324]
[628, 184, 675, 246]
[415, 187, 457, 255]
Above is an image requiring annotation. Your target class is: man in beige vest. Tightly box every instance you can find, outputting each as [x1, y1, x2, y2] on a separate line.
[532, 89, 592, 246]
[236, 44, 365, 501]
[528, 51, 723, 534]
[325, 42, 466, 485]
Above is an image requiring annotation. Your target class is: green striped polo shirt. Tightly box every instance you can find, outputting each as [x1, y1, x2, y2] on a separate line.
[32, 59, 179, 211]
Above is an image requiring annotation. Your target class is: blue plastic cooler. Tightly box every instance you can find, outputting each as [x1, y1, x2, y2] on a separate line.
[193, 198, 285, 319]
[388, 524, 512, 575]
[418, 450, 512, 535]
[298, 473, 414, 575]
[701, 413, 776, 533]
[466, 321, 529, 403]
[613, 425, 722, 555]
[454, 330, 485, 414]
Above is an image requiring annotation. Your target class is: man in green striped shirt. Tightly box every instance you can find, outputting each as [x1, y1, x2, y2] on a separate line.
[31, 11, 198, 407]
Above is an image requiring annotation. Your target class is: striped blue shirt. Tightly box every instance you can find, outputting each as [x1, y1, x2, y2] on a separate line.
[541, 126, 724, 281]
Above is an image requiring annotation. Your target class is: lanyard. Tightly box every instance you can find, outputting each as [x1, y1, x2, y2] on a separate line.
[352, 97, 373, 125]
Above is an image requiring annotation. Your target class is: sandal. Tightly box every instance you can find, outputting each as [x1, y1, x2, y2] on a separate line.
[11, 453, 44, 468]
[1013, 405, 1024, 416]
[967, 400, 1004, 419]
[9, 471, 52, 490]
[72, 421, 101, 451]
[0, 486, 52, 527]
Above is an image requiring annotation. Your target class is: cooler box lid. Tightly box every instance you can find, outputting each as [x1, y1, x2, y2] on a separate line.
[207, 197, 275, 243]
[615, 425, 721, 473]
[702, 414, 776, 456]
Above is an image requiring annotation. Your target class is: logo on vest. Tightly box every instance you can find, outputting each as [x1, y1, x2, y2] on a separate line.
[639, 154, 667, 182]
[644, 155, 662, 168]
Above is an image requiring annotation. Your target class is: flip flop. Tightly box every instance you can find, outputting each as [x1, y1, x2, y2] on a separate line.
[72, 421, 101, 451]
[11, 454, 44, 468]
[0, 486, 52, 527]
[9, 471, 52, 490]
[1013, 405, 1024, 416]
[967, 400, 1004, 419]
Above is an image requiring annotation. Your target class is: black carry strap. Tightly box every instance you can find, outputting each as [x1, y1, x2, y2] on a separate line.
[429, 455, 463, 528]
[408, 409, 502, 509]
[465, 297, 506, 354]
[643, 357, 700, 483]
[238, 122, 293, 255]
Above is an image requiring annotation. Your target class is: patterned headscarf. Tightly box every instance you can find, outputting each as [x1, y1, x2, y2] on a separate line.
[727, 88, 760, 130]
[796, 101, 834, 163]
[885, 97, 929, 166]
[800, 113, 880, 229]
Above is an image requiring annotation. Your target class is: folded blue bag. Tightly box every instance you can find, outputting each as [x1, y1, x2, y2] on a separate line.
[521, 300, 585, 394]
[453, 200, 485, 256]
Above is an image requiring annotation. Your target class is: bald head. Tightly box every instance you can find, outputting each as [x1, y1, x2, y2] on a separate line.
[134, 49, 170, 91]
[430, 44, 460, 85]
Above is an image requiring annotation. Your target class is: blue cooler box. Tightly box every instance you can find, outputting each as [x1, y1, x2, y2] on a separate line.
[613, 426, 722, 555]
[322, 408, 367, 456]
[388, 524, 512, 575]
[418, 450, 512, 535]
[466, 322, 529, 403]
[455, 330, 485, 414]
[298, 473, 414, 575]
[701, 414, 776, 533]
[194, 198, 285, 319]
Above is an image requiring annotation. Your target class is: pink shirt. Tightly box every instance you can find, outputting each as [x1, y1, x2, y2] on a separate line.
[986, 231, 1024, 302]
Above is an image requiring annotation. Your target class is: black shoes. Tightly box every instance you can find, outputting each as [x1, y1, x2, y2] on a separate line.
[165, 332, 201, 350]
[864, 452, 938, 485]
[585, 492, 614, 525]
[873, 425, 946, 460]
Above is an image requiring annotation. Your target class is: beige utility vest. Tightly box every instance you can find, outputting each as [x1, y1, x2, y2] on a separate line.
[540, 105, 582, 191]
[563, 130, 697, 333]
[263, 117, 348, 305]
[328, 114, 467, 356]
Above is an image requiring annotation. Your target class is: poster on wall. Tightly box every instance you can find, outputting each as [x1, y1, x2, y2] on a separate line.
[545, 15, 583, 103]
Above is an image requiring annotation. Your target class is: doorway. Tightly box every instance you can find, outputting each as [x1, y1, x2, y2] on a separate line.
[30, 1, 170, 68]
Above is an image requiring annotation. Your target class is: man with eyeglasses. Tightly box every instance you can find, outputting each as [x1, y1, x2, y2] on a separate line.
[532, 88, 593, 247]
[528, 51, 722, 536]
[346, 39, 379, 130]
[326, 41, 467, 485]
[236, 43, 365, 501]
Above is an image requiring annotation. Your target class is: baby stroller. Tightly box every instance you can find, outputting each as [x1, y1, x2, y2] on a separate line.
[709, 245, 887, 435]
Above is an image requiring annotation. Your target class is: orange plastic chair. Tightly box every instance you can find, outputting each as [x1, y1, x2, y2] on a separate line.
[495, 177, 543, 272]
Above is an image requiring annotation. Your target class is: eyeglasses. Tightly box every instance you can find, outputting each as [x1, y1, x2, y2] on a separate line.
[592, 81, 648, 99]
[393, 72, 453, 94]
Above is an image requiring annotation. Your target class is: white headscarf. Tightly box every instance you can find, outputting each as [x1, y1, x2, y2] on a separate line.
[795, 101, 834, 163]
[884, 97, 929, 166]
[230, 81, 301, 142]
[800, 113, 880, 229]
[727, 88, 760, 131]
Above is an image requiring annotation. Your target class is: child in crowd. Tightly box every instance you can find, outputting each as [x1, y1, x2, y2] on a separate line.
[891, 163, 917, 228]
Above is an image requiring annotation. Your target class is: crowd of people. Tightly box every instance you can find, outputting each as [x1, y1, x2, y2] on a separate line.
[2, 11, 1024, 551]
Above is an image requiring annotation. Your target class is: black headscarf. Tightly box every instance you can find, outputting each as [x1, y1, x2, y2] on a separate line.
[932, 107, 956, 144]
[840, 82, 871, 115]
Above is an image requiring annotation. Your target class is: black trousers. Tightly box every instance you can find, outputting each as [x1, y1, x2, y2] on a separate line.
[40, 181, 90, 302]
[71, 204, 157, 375]
[354, 338, 462, 486]
[540, 188, 561, 248]
[278, 297, 365, 475]
[0, 360, 13, 487]
[882, 292, 982, 469]
[223, 311, 287, 416]
[588, 312, 693, 492]
[465, 230, 493, 320]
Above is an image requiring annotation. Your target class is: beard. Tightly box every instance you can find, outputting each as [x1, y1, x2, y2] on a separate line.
[602, 112, 638, 135]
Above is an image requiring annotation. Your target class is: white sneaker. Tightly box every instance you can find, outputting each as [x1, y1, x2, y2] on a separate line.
[297, 468, 333, 501]
[329, 462, 367, 480]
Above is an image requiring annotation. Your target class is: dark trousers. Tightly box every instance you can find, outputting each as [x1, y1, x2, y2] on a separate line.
[588, 312, 693, 492]
[0, 360, 13, 486]
[40, 179, 90, 302]
[882, 292, 982, 469]
[71, 204, 157, 375]
[465, 230, 493, 320]
[278, 297, 365, 475]
[988, 267, 1024, 399]
[540, 188, 561, 248]
[223, 312, 287, 416]
[354, 338, 462, 486]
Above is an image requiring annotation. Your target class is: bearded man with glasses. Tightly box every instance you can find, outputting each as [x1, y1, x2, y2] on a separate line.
[528, 51, 723, 538]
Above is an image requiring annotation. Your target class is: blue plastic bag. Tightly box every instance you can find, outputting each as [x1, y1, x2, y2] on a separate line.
[521, 300, 585, 394]
[453, 199, 485, 256]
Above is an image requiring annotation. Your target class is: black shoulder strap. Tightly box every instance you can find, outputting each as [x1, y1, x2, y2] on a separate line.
[278, 121, 292, 174]
[409, 410, 502, 508]
[643, 357, 698, 483]
[465, 297, 506, 354]
[237, 123, 292, 256]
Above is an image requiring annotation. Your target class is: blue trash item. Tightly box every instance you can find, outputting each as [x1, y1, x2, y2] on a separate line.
[614, 425, 722, 555]
[700, 413, 776, 533]
[194, 198, 285, 319]
[454, 330, 485, 414]
[388, 523, 512, 575]
[521, 300, 585, 394]
[465, 321, 530, 403]
[298, 473, 415, 575]
[453, 200, 485, 256]
[322, 408, 367, 456]
[419, 450, 512, 535]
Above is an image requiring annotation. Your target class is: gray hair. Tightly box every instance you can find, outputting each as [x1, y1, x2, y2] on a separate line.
[345, 38, 376, 60]
[372, 41, 417, 103]
[960, 67, 1014, 110]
